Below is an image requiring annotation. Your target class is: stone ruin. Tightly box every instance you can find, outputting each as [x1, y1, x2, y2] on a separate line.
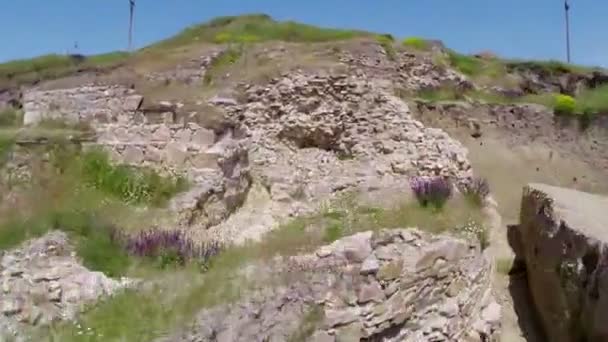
[160, 229, 500, 342]
[5, 48, 506, 341]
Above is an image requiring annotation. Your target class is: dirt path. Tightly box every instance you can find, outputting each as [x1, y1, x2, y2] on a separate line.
[462, 135, 608, 342]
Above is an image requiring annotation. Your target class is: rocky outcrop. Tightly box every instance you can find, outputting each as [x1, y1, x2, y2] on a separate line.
[0, 232, 133, 341]
[161, 229, 500, 342]
[512, 183, 608, 342]
[339, 41, 472, 92]
[22, 85, 143, 125]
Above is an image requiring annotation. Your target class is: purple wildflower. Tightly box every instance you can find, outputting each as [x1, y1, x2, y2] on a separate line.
[122, 228, 221, 266]
[410, 176, 453, 209]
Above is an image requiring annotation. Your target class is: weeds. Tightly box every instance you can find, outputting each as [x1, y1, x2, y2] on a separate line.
[459, 177, 490, 207]
[71, 149, 188, 206]
[410, 176, 453, 209]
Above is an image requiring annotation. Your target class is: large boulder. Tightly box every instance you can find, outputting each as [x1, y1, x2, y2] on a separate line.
[513, 183, 608, 342]
[160, 229, 500, 342]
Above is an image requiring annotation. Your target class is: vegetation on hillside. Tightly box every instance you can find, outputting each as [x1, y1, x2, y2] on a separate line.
[0, 52, 129, 88]
[0, 141, 188, 277]
[152, 14, 374, 50]
[45, 187, 486, 341]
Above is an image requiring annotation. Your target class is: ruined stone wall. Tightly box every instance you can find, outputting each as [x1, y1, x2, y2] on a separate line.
[92, 122, 218, 178]
[22, 85, 143, 125]
[513, 183, 608, 342]
[161, 229, 500, 342]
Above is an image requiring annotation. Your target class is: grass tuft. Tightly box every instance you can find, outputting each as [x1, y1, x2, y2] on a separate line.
[447, 51, 484, 76]
[402, 37, 428, 50]
[376, 35, 396, 61]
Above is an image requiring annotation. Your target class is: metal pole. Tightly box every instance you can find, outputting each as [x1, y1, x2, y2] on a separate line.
[128, 0, 135, 51]
[565, 0, 571, 63]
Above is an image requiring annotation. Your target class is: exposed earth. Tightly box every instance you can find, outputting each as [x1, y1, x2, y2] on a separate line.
[1, 14, 607, 342]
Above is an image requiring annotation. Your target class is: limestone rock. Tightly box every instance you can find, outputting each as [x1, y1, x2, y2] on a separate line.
[513, 183, 608, 342]
[0, 232, 133, 341]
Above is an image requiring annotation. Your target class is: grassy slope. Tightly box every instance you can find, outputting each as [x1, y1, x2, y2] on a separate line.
[0, 14, 373, 90]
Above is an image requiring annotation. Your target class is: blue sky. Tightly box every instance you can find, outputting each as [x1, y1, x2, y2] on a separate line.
[2, 1, 607, 67]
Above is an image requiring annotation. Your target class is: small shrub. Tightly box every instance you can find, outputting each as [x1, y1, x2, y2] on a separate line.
[459, 177, 490, 206]
[402, 37, 428, 50]
[122, 228, 222, 269]
[410, 176, 453, 209]
[553, 94, 577, 115]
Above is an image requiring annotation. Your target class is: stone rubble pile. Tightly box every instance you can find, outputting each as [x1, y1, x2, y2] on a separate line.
[200, 71, 473, 243]
[339, 42, 472, 92]
[0, 232, 133, 340]
[161, 228, 500, 342]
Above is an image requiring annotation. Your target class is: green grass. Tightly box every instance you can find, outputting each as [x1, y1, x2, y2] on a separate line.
[574, 84, 608, 114]
[0, 193, 133, 277]
[152, 14, 373, 50]
[0, 52, 129, 88]
[202, 46, 243, 85]
[0, 144, 187, 254]
[447, 51, 485, 76]
[63, 148, 188, 206]
[47, 193, 486, 341]
[376, 34, 396, 61]
[0, 108, 22, 127]
[402, 37, 428, 50]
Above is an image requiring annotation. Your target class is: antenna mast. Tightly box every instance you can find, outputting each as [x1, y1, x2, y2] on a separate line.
[128, 0, 135, 51]
[564, 0, 571, 63]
